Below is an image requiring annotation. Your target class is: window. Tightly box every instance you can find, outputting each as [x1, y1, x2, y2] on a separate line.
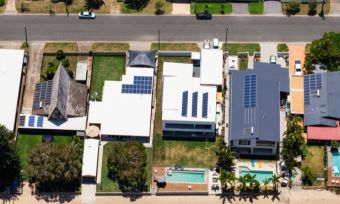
[195, 124, 211, 130]
[256, 141, 275, 147]
[165, 123, 195, 129]
[239, 140, 251, 145]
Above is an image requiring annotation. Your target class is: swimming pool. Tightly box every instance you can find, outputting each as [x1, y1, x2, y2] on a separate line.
[165, 170, 206, 184]
[332, 151, 340, 177]
[239, 166, 273, 183]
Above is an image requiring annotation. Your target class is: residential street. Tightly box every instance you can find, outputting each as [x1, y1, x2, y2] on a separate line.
[0, 15, 340, 41]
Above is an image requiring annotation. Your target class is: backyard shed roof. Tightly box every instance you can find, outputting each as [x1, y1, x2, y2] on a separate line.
[75, 63, 87, 81]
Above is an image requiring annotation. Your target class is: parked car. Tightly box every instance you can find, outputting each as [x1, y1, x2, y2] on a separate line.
[196, 13, 212, 20]
[228, 56, 238, 70]
[295, 60, 302, 75]
[212, 38, 219, 49]
[270, 55, 276, 64]
[79, 11, 96, 19]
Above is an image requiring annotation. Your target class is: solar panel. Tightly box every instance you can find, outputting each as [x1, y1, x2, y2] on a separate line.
[121, 76, 153, 95]
[202, 92, 208, 118]
[304, 74, 322, 105]
[28, 116, 35, 127]
[182, 91, 188, 117]
[32, 80, 54, 110]
[244, 75, 256, 108]
[19, 115, 26, 127]
[192, 92, 198, 117]
[37, 116, 44, 127]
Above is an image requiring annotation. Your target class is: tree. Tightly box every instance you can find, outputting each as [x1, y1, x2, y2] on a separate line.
[219, 169, 236, 191]
[28, 142, 82, 191]
[107, 142, 147, 192]
[331, 140, 340, 152]
[301, 166, 314, 186]
[285, 0, 300, 15]
[155, 0, 165, 15]
[237, 175, 247, 192]
[56, 49, 65, 60]
[86, 0, 104, 10]
[0, 125, 20, 191]
[308, 0, 317, 16]
[304, 32, 340, 73]
[215, 137, 235, 172]
[263, 178, 270, 192]
[124, 0, 149, 11]
[269, 174, 280, 192]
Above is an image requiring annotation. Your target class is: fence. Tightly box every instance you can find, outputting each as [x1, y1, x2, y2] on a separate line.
[158, 51, 193, 57]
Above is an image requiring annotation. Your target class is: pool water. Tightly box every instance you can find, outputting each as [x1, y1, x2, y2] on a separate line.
[165, 170, 206, 184]
[239, 166, 273, 183]
[332, 152, 340, 176]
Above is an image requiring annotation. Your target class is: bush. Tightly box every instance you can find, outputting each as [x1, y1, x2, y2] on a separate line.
[286, 0, 300, 15]
[61, 58, 70, 68]
[308, 0, 317, 16]
[155, 0, 165, 15]
[277, 43, 289, 52]
[0, 0, 5, 7]
[46, 62, 58, 80]
[56, 50, 65, 60]
[302, 166, 314, 186]
[20, 2, 30, 12]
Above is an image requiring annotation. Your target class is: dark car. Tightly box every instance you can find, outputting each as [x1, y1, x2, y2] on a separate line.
[196, 13, 212, 20]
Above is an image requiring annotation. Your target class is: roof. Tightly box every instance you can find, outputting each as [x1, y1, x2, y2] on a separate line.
[304, 71, 340, 127]
[290, 76, 304, 114]
[162, 62, 217, 123]
[82, 139, 99, 177]
[128, 50, 156, 68]
[200, 49, 223, 85]
[75, 63, 87, 81]
[229, 62, 289, 142]
[88, 67, 154, 137]
[0, 49, 24, 131]
[307, 122, 340, 141]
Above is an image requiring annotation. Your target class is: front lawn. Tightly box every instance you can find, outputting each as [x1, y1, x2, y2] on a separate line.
[16, 134, 74, 180]
[223, 43, 260, 55]
[248, 1, 264, 15]
[190, 2, 232, 14]
[239, 57, 248, 70]
[97, 142, 152, 192]
[90, 56, 126, 101]
[91, 43, 130, 52]
[41, 56, 78, 81]
[151, 43, 200, 52]
[277, 43, 289, 52]
[121, 0, 172, 14]
[282, 1, 330, 15]
[301, 146, 324, 175]
[44, 42, 78, 53]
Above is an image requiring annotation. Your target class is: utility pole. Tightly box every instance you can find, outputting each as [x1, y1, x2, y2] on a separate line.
[158, 30, 160, 51]
[225, 26, 228, 50]
[319, 0, 325, 20]
[24, 26, 28, 46]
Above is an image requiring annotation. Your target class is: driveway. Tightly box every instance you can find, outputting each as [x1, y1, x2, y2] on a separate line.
[264, 1, 282, 14]
[231, 3, 248, 14]
[260, 42, 277, 63]
[330, 0, 340, 15]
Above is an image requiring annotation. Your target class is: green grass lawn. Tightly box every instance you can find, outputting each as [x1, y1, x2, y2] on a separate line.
[90, 56, 126, 101]
[91, 43, 130, 52]
[97, 142, 152, 192]
[41, 56, 78, 81]
[190, 2, 232, 14]
[239, 57, 248, 70]
[151, 43, 200, 52]
[44, 42, 78, 53]
[282, 1, 330, 15]
[277, 43, 289, 52]
[248, 1, 264, 15]
[223, 43, 260, 55]
[16, 134, 74, 179]
[301, 146, 324, 175]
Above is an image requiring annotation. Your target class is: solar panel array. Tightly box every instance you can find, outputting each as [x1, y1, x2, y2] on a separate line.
[121, 76, 152, 94]
[182, 91, 188, 116]
[33, 80, 53, 110]
[28, 116, 35, 127]
[202, 92, 208, 118]
[37, 116, 44, 127]
[19, 115, 25, 127]
[192, 92, 198, 117]
[304, 74, 322, 105]
[244, 75, 257, 108]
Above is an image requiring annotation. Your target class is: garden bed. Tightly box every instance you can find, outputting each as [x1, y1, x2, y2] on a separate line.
[121, 0, 172, 14]
[277, 43, 289, 52]
[151, 43, 200, 52]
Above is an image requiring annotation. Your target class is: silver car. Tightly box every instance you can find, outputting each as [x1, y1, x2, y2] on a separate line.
[79, 11, 96, 19]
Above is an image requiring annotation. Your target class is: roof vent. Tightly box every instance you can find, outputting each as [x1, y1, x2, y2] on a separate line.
[317, 89, 320, 97]
[251, 126, 254, 135]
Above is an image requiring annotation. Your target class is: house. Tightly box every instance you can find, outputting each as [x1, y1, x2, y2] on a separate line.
[228, 62, 289, 157]
[0, 49, 25, 132]
[19, 64, 87, 132]
[304, 72, 340, 141]
[162, 62, 217, 139]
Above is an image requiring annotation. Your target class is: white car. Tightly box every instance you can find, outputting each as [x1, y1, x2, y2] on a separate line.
[270, 55, 276, 64]
[212, 38, 219, 49]
[295, 60, 302, 75]
[228, 56, 238, 70]
[79, 11, 96, 19]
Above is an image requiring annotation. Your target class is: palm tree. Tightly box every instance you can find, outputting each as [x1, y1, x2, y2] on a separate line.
[215, 137, 236, 172]
[263, 178, 270, 192]
[227, 172, 237, 190]
[270, 174, 280, 192]
[238, 175, 248, 192]
[219, 169, 237, 191]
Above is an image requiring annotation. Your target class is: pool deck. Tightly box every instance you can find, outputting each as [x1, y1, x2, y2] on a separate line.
[236, 159, 277, 184]
[152, 167, 208, 192]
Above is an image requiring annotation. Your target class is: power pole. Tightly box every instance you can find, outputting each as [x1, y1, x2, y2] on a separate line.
[24, 26, 28, 46]
[225, 26, 228, 50]
[158, 30, 160, 51]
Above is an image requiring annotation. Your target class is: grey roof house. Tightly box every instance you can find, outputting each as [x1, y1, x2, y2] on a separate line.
[32, 64, 87, 121]
[128, 50, 156, 68]
[228, 62, 289, 158]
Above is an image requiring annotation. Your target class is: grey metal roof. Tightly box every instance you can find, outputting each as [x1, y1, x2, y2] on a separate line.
[304, 71, 340, 127]
[228, 62, 289, 142]
[128, 50, 156, 68]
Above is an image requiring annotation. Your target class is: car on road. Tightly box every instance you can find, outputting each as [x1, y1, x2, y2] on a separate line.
[196, 13, 212, 20]
[295, 60, 302, 75]
[270, 55, 276, 64]
[79, 11, 96, 19]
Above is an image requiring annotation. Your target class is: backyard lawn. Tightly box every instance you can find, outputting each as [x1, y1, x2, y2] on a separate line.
[248, 1, 264, 15]
[301, 146, 324, 175]
[190, 2, 232, 14]
[91, 43, 130, 52]
[90, 56, 126, 101]
[281, 1, 330, 15]
[16, 134, 74, 179]
[151, 43, 200, 52]
[223, 43, 260, 55]
[97, 142, 152, 192]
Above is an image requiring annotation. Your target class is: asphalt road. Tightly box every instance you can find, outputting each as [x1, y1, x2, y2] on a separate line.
[1, 15, 340, 42]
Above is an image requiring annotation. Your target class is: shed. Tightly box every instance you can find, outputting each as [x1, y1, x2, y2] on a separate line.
[76, 63, 87, 82]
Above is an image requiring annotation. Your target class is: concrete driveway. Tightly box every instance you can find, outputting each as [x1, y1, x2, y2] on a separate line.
[232, 3, 248, 14]
[260, 42, 277, 63]
[264, 1, 282, 14]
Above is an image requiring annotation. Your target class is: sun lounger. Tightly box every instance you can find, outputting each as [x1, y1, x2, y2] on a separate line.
[332, 179, 335, 184]
[251, 160, 255, 168]
[258, 160, 262, 168]
[336, 180, 340, 185]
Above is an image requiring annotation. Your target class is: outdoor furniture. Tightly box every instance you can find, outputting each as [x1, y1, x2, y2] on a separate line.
[188, 185, 192, 190]
[332, 179, 335, 184]
[336, 180, 340, 185]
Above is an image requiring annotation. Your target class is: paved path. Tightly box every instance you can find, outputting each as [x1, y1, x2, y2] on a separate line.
[1, 16, 340, 42]
[21, 42, 45, 114]
[330, 0, 340, 16]
[232, 3, 248, 14]
[3, 0, 17, 14]
[264, 1, 282, 15]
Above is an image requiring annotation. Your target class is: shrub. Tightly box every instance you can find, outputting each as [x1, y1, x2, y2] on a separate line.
[56, 49, 65, 60]
[46, 62, 58, 80]
[20, 2, 30, 12]
[286, 0, 300, 15]
[61, 58, 70, 68]
[302, 166, 314, 186]
[308, 0, 317, 16]
[277, 43, 289, 52]
[0, 0, 5, 7]
[155, 0, 165, 15]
